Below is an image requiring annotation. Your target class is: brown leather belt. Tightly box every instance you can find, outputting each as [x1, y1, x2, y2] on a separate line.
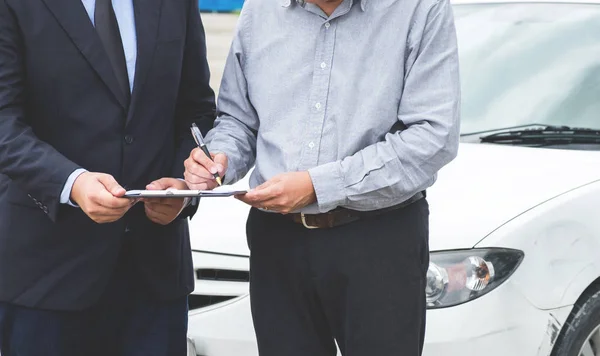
[289, 191, 425, 229]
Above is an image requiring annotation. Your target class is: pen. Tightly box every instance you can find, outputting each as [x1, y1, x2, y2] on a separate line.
[190, 123, 222, 186]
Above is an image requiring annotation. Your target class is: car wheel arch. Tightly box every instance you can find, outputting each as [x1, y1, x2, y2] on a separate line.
[550, 277, 600, 356]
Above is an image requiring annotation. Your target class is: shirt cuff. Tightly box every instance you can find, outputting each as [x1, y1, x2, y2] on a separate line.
[308, 162, 347, 213]
[60, 168, 87, 207]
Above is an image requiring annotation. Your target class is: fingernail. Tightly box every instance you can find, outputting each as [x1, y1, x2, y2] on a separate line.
[210, 167, 218, 174]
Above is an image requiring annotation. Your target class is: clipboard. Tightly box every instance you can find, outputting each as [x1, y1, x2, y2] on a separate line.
[124, 188, 247, 198]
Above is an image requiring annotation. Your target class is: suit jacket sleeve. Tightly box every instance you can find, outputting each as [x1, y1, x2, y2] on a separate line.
[0, 0, 81, 222]
[171, 0, 216, 219]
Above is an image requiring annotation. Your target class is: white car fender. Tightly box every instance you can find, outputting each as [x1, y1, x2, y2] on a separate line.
[475, 179, 600, 310]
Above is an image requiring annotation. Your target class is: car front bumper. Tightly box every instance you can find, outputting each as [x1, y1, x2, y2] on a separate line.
[189, 295, 258, 356]
[187, 252, 571, 356]
[423, 281, 571, 356]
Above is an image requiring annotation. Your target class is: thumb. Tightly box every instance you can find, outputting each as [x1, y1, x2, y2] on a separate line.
[192, 148, 219, 175]
[97, 174, 126, 197]
[253, 178, 277, 191]
[147, 178, 169, 190]
[213, 153, 228, 176]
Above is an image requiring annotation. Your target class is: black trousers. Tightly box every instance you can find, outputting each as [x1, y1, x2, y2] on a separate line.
[246, 198, 430, 356]
[0, 239, 188, 356]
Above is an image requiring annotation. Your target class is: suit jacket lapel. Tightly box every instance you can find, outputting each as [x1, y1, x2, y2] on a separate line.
[41, 0, 128, 110]
[127, 0, 163, 124]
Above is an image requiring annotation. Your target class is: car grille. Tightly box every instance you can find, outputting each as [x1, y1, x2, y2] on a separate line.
[196, 268, 250, 282]
[189, 268, 250, 311]
[188, 295, 237, 310]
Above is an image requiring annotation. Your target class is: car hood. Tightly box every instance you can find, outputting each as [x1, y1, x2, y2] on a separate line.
[189, 143, 600, 256]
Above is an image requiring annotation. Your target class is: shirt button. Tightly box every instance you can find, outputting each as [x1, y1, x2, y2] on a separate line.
[325, 22, 330, 29]
[315, 103, 321, 110]
[320, 62, 327, 69]
[308, 142, 315, 149]
[124, 135, 134, 144]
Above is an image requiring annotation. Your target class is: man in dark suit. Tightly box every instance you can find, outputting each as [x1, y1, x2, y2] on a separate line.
[0, 0, 215, 355]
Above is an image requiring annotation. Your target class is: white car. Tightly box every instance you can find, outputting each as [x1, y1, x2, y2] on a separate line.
[187, 1, 600, 355]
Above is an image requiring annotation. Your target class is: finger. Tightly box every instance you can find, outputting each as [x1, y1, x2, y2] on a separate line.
[244, 184, 281, 203]
[87, 206, 129, 223]
[142, 198, 164, 205]
[184, 169, 214, 183]
[235, 195, 282, 212]
[96, 174, 126, 197]
[147, 199, 183, 213]
[184, 171, 216, 190]
[145, 198, 178, 208]
[235, 194, 253, 205]
[130, 198, 141, 205]
[253, 178, 278, 191]
[144, 209, 164, 225]
[191, 148, 220, 175]
[147, 178, 184, 191]
[146, 179, 167, 190]
[184, 159, 216, 180]
[145, 203, 170, 218]
[145, 204, 171, 224]
[91, 190, 133, 210]
[213, 153, 228, 176]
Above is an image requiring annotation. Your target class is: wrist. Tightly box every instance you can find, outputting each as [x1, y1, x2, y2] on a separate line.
[304, 171, 317, 204]
[307, 163, 347, 213]
[70, 172, 89, 205]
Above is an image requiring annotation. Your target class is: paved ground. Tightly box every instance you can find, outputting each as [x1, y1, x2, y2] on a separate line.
[200, 13, 240, 93]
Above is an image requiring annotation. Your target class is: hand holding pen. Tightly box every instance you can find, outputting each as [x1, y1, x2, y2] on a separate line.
[185, 123, 228, 189]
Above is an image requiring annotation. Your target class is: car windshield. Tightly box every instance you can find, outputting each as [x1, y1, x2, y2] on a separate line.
[453, 3, 600, 136]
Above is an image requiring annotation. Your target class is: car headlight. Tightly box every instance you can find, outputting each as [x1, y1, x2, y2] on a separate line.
[426, 248, 524, 309]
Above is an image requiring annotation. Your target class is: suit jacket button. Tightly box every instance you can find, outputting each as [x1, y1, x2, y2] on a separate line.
[124, 135, 134, 144]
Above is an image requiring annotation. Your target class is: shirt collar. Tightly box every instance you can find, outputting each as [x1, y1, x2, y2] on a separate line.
[279, 0, 367, 12]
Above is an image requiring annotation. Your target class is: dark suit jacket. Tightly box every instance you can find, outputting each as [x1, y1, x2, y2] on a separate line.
[0, 0, 216, 311]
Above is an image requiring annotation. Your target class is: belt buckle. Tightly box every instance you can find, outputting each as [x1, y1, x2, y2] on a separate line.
[300, 213, 319, 229]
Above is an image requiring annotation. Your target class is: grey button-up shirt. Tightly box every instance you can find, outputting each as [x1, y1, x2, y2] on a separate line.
[206, 0, 460, 214]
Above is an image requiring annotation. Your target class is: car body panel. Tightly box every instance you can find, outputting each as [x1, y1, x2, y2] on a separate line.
[190, 143, 600, 255]
[189, 295, 257, 356]
[427, 144, 600, 250]
[476, 181, 600, 309]
[423, 283, 571, 356]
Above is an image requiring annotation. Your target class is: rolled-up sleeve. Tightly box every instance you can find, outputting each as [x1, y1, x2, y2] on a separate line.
[309, 0, 460, 213]
[205, 9, 258, 185]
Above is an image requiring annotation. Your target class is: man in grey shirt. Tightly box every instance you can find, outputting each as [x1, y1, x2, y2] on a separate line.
[185, 0, 460, 354]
